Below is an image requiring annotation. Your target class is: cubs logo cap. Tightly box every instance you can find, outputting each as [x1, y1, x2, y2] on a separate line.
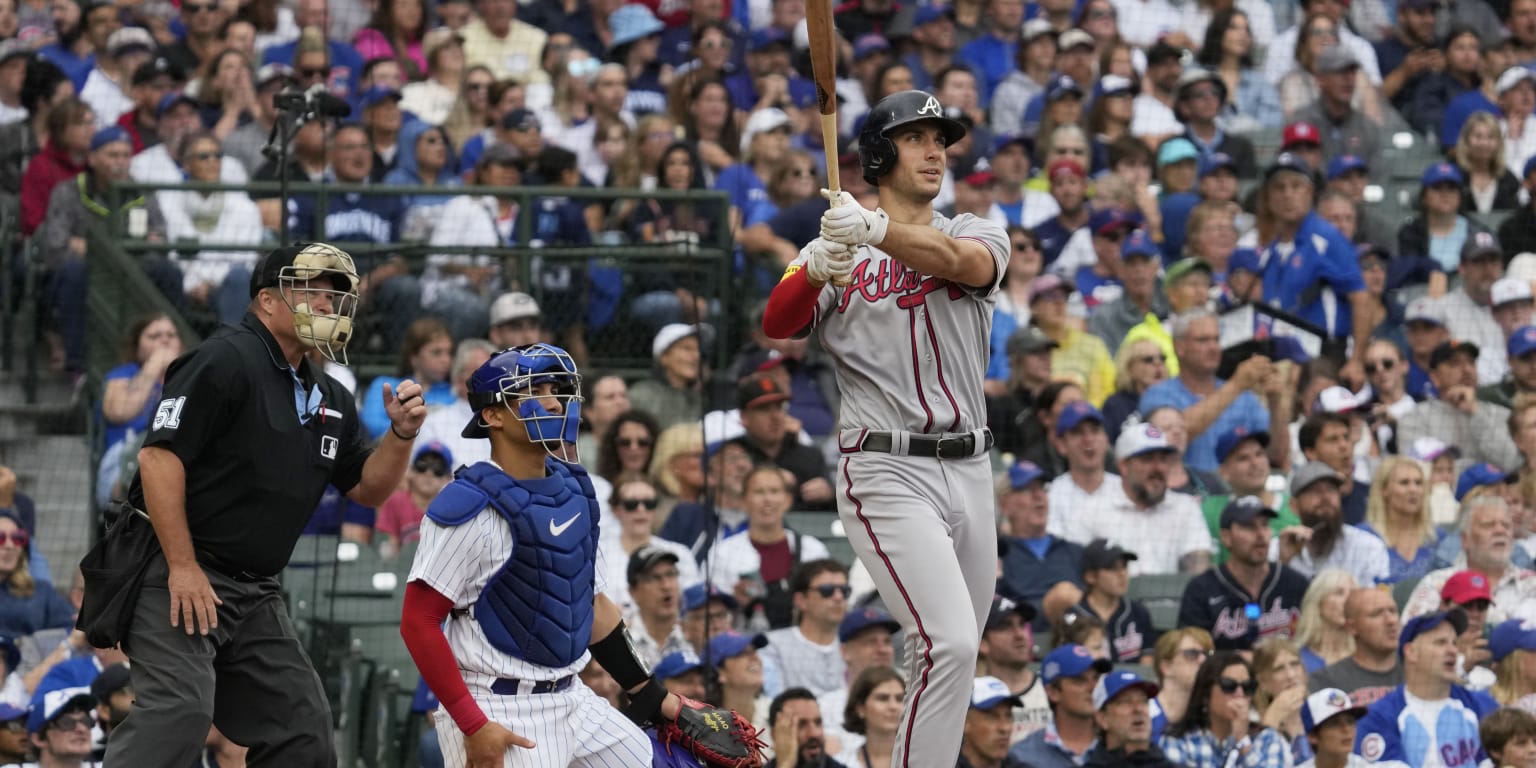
[1054, 400, 1103, 437]
[1440, 569, 1495, 606]
[682, 583, 739, 614]
[1215, 426, 1269, 465]
[1092, 670, 1159, 711]
[838, 608, 901, 642]
[707, 631, 768, 664]
[1006, 460, 1045, 490]
[1510, 326, 1536, 359]
[1040, 644, 1112, 685]
[653, 650, 704, 681]
[1454, 463, 1511, 501]
[1300, 688, 1366, 733]
[1398, 609, 1469, 657]
[1489, 619, 1536, 662]
[1114, 422, 1176, 461]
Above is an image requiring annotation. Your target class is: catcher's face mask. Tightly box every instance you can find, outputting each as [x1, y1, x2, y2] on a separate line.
[277, 243, 360, 365]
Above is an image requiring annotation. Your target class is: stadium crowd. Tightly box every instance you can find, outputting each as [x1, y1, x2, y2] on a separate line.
[7, 0, 1536, 761]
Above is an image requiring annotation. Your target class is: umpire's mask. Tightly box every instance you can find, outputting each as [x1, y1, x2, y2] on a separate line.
[275, 242, 360, 365]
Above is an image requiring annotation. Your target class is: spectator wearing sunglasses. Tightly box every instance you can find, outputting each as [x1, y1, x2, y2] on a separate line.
[374, 442, 456, 558]
[597, 475, 700, 614]
[25, 687, 97, 768]
[0, 511, 71, 640]
[758, 560, 851, 699]
[1160, 652, 1292, 767]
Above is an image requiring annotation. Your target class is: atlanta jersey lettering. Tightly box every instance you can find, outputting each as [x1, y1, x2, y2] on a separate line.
[794, 211, 1009, 433]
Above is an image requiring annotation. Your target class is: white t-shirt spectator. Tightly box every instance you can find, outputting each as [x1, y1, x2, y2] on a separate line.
[706, 531, 829, 594]
[597, 536, 701, 616]
[1130, 94, 1182, 138]
[1046, 473, 1124, 539]
[1054, 483, 1212, 575]
[760, 626, 845, 698]
[1269, 524, 1391, 586]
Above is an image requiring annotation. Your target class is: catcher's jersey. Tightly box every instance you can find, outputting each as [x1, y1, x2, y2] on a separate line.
[796, 211, 1009, 434]
[408, 498, 612, 686]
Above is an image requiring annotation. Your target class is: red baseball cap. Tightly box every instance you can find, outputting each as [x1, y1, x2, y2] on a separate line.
[1441, 570, 1495, 606]
[1048, 159, 1087, 182]
[1282, 121, 1321, 149]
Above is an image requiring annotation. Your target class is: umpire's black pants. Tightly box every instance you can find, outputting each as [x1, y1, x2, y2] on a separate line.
[104, 553, 335, 767]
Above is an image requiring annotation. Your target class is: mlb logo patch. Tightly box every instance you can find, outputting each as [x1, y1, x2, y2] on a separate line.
[321, 436, 338, 460]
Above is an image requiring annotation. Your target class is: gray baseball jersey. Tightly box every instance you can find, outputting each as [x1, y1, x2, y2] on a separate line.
[792, 211, 1009, 433]
[788, 211, 1008, 768]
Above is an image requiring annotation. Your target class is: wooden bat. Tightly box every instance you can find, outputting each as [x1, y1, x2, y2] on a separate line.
[805, 0, 852, 286]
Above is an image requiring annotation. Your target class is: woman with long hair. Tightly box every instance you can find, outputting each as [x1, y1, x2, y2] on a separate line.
[596, 410, 661, 484]
[1161, 652, 1292, 766]
[1408, 26, 1482, 136]
[678, 77, 739, 176]
[1455, 110, 1522, 213]
[0, 514, 72, 638]
[1184, 200, 1243, 278]
[1101, 339, 1170, 444]
[20, 95, 92, 237]
[596, 474, 701, 611]
[359, 317, 457, 441]
[834, 667, 905, 768]
[1154, 628, 1215, 729]
[1197, 8, 1282, 131]
[606, 3, 668, 116]
[591, 117, 630, 190]
[624, 141, 721, 328]
[1362, 456, 1440, 584]
[1490, 618, 1536, 712]
[97, 314, 183, 508]
[192, 48, 257, 139]
[1252, 639, 1311, 762]
[353, 0, 427, 79]
[1292, 569, 1358, 672]
[440, 64, 493, 150]
[867, 61, 914, 105]
[400, 28, 467, 126]
[1086, 74, 1136, 174]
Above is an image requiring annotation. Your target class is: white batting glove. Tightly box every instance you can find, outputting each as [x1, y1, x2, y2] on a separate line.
[802, 238, 855, 286]
[820, 188, 888, 246]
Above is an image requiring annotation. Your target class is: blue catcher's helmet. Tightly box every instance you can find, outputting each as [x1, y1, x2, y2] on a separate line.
[461, 344, 583, 457]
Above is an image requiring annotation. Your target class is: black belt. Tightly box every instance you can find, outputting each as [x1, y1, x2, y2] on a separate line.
[857, 429, 993, 459]
[490, 676, 575, 696]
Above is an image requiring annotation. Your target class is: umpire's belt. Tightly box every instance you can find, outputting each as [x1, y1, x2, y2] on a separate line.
[490, 676, 574, 696]
[846, 428, 993, 459]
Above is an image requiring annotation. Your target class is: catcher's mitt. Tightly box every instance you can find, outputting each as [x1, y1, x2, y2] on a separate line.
[654, 696, 767, 768]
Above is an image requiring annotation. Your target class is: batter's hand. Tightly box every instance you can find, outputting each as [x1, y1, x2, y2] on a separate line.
[464, 722, 535, 767]
[167, 563, 222, 635]
[820, 189, 888, 246]
[802, 238, 853, 287]
[384, 380, 428, 438]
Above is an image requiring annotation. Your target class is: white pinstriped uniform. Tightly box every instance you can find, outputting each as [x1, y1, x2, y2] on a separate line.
[408, 481, 651, 768]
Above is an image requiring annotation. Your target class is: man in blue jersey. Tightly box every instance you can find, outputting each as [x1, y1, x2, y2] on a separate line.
[1254, 152, 1371, 383]
[1354, 609, 1499, 767]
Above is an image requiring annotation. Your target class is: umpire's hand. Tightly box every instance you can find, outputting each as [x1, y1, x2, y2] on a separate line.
[384, 379, 429, 439]
[168, 562, 223, 636]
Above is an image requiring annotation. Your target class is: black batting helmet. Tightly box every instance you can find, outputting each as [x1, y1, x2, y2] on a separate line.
[858, 90, 967, 185]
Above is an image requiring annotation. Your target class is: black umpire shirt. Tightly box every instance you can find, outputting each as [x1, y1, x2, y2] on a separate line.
[1176, 563, 1309, 651]
[128, 313, 371, 577]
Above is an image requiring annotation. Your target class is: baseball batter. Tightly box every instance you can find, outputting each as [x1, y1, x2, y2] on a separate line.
[762, 90, 1010, 767]
[399, 343, 761, 768]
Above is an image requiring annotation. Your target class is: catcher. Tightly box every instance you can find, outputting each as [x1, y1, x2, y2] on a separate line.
[400, 343, 764, 768]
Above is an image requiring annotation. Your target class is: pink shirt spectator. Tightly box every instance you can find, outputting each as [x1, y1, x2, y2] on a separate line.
[376, 488, 427, 544]
[352, 29, 426, 75]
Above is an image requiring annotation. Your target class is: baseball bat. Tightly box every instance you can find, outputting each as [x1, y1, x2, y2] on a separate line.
[805, 0, 852, 286]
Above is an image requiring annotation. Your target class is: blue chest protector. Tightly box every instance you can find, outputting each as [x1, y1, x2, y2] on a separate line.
[424, 460, 599, 669]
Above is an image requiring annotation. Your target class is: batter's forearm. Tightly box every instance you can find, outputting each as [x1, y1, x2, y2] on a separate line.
[138, 446, 197, 569]
[350, 431, 413, 506]
[763, 268, 821, 339]
[878, 220, 995, 288]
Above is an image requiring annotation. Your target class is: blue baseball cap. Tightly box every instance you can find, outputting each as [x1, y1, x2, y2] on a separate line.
[607, 3, 665, 48]
[1510, 326, 1536, 359]
[683, 583, 739, 613]
[1092, 670, 1159, 710]
[972, 676, 1024, 710]
[1264, 152, 1314, 183]
[156, 90, 198, 117]
[1229, 247, 1261, 274]
[27, 687, 93, 735]
[1046, 74, 1084, 102]
[1455, 463, 1514, 501]
[1422, 161, 1464, 187]
[358, 85, 402, 110]
[1326, 154, 1368, 180]
[838, 608, 900, 642]
[912, 3, 955, 25]
[707, 631, 767, 664]
[1301, 688, 1366, 733]
[1121, 229, 1159, 260]
[89, 125, 131, 152]
[1489, 619, 1536, 662]
[412, 441, 453, 467]
[1399, 609, 1468, 657]
[1157, 138, 1199, 168]
[1089, 206, 1141, 236]
[1215, 426, 1269, 464]
[1055, 400, 1104, 437]
[1007, 460, 1045, 490]
[0, 703, 24, 724]
[1198, 152, 1237, 178]
[853, 34, 891, 59]
[1041, 644, 1113, 685]
[994, 134, 1030, 154]
[749, 27, 790, 51]
[654, 650, 704, 681]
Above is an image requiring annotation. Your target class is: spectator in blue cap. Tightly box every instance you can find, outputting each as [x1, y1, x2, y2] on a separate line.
[681, 583, 739, 655]
[1296, 687, 1369, 768]
[960, 676, 1028, 768]
[1007, 644, 1111, 766]
[1479, 325, 1536, 410]
[1089, 230, 1170, 352]
[998, 454, 1085, 630]
[1399, 161, 1493, 275]
[724, 26, 815, 114]
[654, 650, 707, 700]
[1181, 495, 1309, 650]
[1219, 247, 1263, 308]
[1085, 670, 1171, 767]
[1354, 609, 1498, 767]
[1197, 154, 1240, 204]
[375, 441, 455, 557]
[709, 631, 769, 726]
[817, 609, 900, 755]
[1488, 618, 1536, 708]
[26, 686, 95, 764]
[1047, 399, 1118, 522]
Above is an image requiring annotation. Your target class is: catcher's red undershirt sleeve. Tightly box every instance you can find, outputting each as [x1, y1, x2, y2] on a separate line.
[762, 267, 821, 339]
[400, 581, 488, 736]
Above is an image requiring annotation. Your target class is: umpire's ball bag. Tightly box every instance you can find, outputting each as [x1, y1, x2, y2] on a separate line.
[77, 503, 161, 649]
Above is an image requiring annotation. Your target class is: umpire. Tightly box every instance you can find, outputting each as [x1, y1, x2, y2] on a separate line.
[99, 242, 427, 766]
